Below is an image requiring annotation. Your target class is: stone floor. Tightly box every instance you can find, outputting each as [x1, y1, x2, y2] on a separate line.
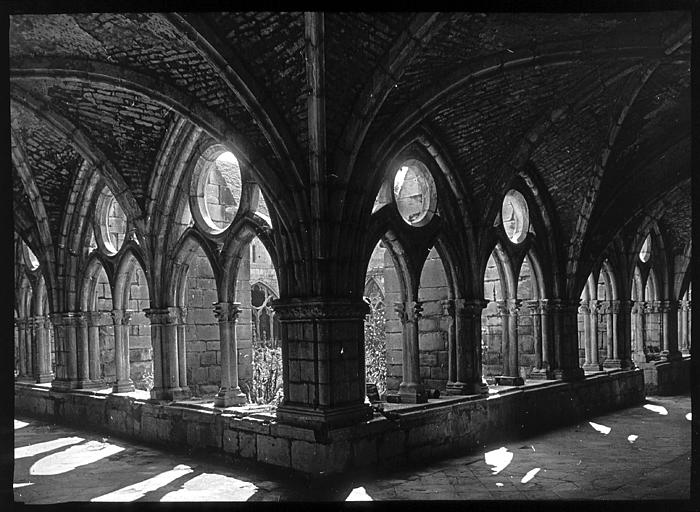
[14, 394, 692, 503]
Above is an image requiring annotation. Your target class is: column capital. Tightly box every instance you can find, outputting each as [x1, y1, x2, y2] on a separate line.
[394, 301, 422, 324]
[525, 299, 540, 314]
[455, 298, 487, 316]
[144, 307, 179, 324]
[657, 300, 676, 313]
[579, 303, 591, 314]
[213, 301, 242, 322]
[681, 300, 690, 312]
[111, 309, 132, 325]
[643, 301, 657, 314]
[50, 311, 84, 326]
[548, 298, 580, 314]
[85, 311, 102, 325]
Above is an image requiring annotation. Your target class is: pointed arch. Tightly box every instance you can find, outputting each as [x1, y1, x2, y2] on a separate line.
[167, 229, 220, 307]
[113, 246, 152, 311]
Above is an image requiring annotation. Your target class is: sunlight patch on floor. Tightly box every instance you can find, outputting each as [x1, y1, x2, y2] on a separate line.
[29, 441, 124, 476]
[627, 435, 638, 443]
[521, 468, 540, 483]
[160, 473, 258, 501]
[346, 486, 373, 501]
[14, 420, 30, 430]
[92, 464, 194, 502]
[15, 437, 85, 459]
[589, 421, 611, 435]
[686, 413, 691, 421]
[643, 404, 668, 415]
[484, 447, 513, 475]
[13, 483, 33, 489]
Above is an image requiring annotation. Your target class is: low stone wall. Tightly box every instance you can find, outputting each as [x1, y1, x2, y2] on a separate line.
[15, 369, 644, 476]
[640, 356, 691, 395]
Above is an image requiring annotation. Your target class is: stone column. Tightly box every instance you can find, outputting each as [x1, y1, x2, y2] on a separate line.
[25, 319, 34, 380]
[50, 313, 80, 390]
[176, 307, 188, 388]
[496, 299, 524, 386]
[86, 312, 103, 384]
[145, 308, 177, 400]
[539, 299, 553, 378]
[273, 299, 375, 428]
[75, 314, 95, 388]
[495, 300, 509, 377]
[579, 302, 593, 370]
[680, 301, 690, 355]
[395, 300, 427, 403]
[213, 302, 247, 407]
[16, 319, 28, 380]
[526, 300, 547, 379]
[615, 300, 634, 369]
[111, 310, 135, 393]
[458, 299, 489, 394]
[602, 301, 619, 368]
[658, 300, 681, 361]
[631, 301, 648, 364]
[550, 299, 585, 381]
[32, 316, 53, 383]
[441, 299, 458, 393]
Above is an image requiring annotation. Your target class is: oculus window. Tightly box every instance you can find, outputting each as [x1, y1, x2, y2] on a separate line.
[393, 159, 437, 227]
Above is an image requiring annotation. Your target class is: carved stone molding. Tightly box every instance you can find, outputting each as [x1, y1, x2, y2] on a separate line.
[144, 308, 178, 325]
[272, 298, 370, 320]
[111, 309, 132, 325]
[441, 299, 455, 317]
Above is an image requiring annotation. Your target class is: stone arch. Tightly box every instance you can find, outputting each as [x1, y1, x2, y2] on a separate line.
[168, 229, 220, 307]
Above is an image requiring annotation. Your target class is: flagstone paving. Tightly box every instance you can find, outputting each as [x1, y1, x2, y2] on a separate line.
[14, 394, 692, 502]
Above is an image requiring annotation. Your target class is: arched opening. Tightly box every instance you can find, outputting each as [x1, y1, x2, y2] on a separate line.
[114, 255, 153, 391]
[578, 273, 604, 372]
[482, 251, 506, 380]
[644, 269, 661, 359]
[679, 284, 692, 355]
[515, 255, 537, 377]
[86, 263, 116, 387]
[417, 246, 450, 393]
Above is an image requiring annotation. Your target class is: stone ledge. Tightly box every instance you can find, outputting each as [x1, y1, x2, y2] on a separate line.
[14, 369, 645, 476]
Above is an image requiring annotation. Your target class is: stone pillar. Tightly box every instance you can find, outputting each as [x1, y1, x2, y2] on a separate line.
[680, 300, 690, 355]
[176, 307, 188, 388]
[539, 299, 553, 377]
[75, 314, 97, 388]
[615, 300, 634, 369]
[441, 299, 458, 392]
[584, 300, 601, 371]
[273, 299, 374, 428]
[496, 299, 524, 386]
[50, 313, 80, 390]
[526, 300, 547, 379]
[32, 316, 53, 383]
[213, 302, 247, 407]
[25, 319, 34, 380]
[86, 312, 103, 384]
[602, 301, 619, 368]
[145, 308, 189, 400]
[16, 319, 28, 380]
[658, 300, 681, 361]
[579, 302, 592, 369]
[449, 299, 489, 395]
[631, 301, 648, 364]
[395, 300, 427, 403]
[550, 299, 585, 381]
[495, 300, 509, 376]
[111, 310, 135, 393]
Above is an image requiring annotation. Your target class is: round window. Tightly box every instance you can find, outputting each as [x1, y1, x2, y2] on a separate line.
[95, 187, 127, 256]
[639, 234, 651, 262]
[502, 190, 529, 244]
[392, 159, 437, 227]
[23, 243, 40, 270]
[191, 149, 242, 234]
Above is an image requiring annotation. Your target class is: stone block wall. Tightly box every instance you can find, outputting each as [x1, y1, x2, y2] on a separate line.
[234, 248, 254, 390]
[97, 315, 116, 384]
[383, 250, 402, 393]
[185, 250, 221, 396]
[417, 247, 449, 391]
[126, 265, 153, 390]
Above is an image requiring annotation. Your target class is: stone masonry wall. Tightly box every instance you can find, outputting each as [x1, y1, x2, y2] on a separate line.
[126, 264, 153, 390]
[95, 269, 116, 384]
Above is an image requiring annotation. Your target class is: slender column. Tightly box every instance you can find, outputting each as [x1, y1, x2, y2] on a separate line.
[688, 301, 693, 354]
[550, 299, 585, 380]
[86, 312, 103, 383]
[176, 307, 188, 388]
[659, 300, 681, 361]
[213, 302, 247, 407]
[539, 299, 553, 377]
[49, 313, 80, 389]
[526, 300, 543, 373]
[75, 314, 94, 388]
[441, 299, 458, 391]
[32, 316, 53, 383]
[145, 308, 188, 400]
[580, 302, 592, 368]
[111, 310, 135, 393]
[495, 301, 510, 375]
[17, 319, 28, 379]
[680, 301, 690, 355]
[495, 299, 524, 386]
[603, 302, 613, 360]
[396, 301, 427, 403]
[25, 319, 34, 380]
[615, 300, 634, 369]
[603, 301, 621, 368]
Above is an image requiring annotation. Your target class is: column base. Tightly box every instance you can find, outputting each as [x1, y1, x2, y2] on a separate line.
[398, 382, 428, 403]
[214, 386, 248, 407]
[16, 376, 36, 384]
[35, 373, 54, 384]
[602, 358, 623, 369]
[582, 363, 603, 372]
[149, 386, 191, 401]
[74, 379, 105, 390]
[445, 381, 489, 395]
[553, 367, 585, 381]
[494, 375, 524, 386]
[631, 352, 647, 364]
[528, 368, 553, 380]
[112, 380, 135, 393]
[276, 402, 373, 429]
[658, 350, 683, 362]
[50, 379, 81, 391]
[681, 348, 690, 356]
